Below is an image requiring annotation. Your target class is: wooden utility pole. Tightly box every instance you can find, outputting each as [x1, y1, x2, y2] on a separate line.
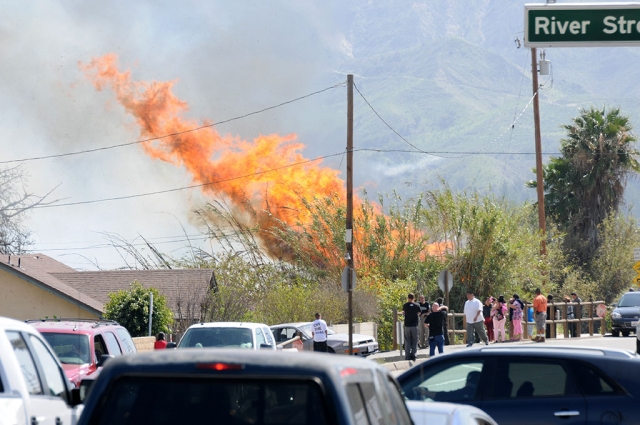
[531, 48, 547, 256]
[346, 74, 354, 355]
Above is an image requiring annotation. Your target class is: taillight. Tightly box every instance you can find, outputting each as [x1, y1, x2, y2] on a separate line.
[195, 363, 244, 371]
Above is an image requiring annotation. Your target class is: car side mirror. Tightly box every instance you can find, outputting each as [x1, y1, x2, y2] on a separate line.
[69, 388, 82, 407]
[612, 303, 618, 308]
[97, 354, 114, 368]
[166, 342, 177, 349]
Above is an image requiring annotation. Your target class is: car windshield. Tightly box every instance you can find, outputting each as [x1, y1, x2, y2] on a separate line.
[41, 332, 91, 365]
[618, 293, 640, 307]
[179, 327, 254, 349]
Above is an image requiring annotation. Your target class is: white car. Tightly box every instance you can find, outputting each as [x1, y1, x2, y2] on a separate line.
[270, 322, 379, 355]
[406, 400, 498, 425]
[172, 322, 277, 350]
[0, 316, 83, 425]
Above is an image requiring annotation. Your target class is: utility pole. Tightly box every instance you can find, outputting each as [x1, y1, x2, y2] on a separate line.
[531, 47, 547, 256]
[346, 74, 354, 355]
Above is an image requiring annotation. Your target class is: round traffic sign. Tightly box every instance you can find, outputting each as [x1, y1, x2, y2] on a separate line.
[596, 303, 607, 318]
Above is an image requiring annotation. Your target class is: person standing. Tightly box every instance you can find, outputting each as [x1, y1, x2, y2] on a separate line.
[509, 294, 524, 341]
[417, 295, 430, 349]
[425, 302, 445, 356]
[491, 296, 507, 343]
[546, 294, 555, 338]
[532, 289, 548, 342]
[154, 332, 167, 349]
[483, 297, 495, 342]
[401, 293, 422, 361]
[436, 297, 450, 345]
[311, 313, 328, 352]
[464, 291, 489, 347]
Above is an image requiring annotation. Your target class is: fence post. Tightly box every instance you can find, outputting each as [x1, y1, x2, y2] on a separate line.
[562, 303, 569, 338]
[588, 303, 594, 336]
[392, 308, 398, 351]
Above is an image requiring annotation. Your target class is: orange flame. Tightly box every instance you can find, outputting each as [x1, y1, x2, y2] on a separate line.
[80, 54, 449, 269]
[80, 54, 344, 241]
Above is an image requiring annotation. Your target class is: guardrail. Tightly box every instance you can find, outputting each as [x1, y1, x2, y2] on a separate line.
[393, 300, 606, 347]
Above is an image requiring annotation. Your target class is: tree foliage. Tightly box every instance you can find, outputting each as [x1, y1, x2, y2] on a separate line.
[103, 281, 173, 337]
[529, 107, 640, 265]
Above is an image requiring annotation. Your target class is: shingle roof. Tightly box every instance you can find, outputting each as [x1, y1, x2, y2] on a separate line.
[0, 254, 214, 317]
[52, 269, 215, 313]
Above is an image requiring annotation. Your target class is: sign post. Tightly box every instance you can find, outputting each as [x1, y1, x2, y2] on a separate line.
[438, 270, 454, 309]
[525, 3, 640, 47]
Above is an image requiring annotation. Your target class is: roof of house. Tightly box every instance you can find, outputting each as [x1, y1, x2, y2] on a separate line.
[53, 269, 215, 312]
[0, 254, 104, 314]
[0, 254, 214, 316]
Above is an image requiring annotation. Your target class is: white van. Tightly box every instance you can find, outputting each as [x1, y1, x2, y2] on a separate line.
[0, 316, 82, 425]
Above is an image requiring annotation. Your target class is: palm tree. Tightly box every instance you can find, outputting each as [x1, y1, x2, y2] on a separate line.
[529, 107, 640, 265]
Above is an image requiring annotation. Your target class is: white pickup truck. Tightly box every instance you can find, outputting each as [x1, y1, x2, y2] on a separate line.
[0, 316, 82, 425]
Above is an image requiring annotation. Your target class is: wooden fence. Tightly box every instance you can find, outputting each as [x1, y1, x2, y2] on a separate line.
[393, 300, 607, 347]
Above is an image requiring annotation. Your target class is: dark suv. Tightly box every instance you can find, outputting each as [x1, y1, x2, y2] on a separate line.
[76, 349, 413, 425]
[610, 291, 640, 337]
[28, 318, 137, 387]
[398, 345, 640, 425]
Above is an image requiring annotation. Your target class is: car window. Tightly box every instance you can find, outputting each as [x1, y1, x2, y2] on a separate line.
[103, 332, 123, 356]
[383, 375, 413, 425]
[256, 328, 266, 347]
[401, 360, 484, 402]
[87, 376, 331, 425]
[179, 327, 253, 348]
[41, 332, 91, 365]
[29, 335, 68, 397]
[618, 292, 640, 307]
[262, 327, 275, 346]
[115, 328, 137, 354]
[569, 361, 621, 396]
[6, 331, 43, 395]
[95, 335, 109, 360]
[488, 359, 579, 399]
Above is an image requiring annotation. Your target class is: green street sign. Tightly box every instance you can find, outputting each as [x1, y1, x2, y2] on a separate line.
[525, 3, 640, 47]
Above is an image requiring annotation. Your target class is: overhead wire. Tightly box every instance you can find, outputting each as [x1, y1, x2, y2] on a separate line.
[0, 81, 347, 165]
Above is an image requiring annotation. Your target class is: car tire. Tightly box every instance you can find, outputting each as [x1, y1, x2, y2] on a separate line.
[622, 331, 630, 337]
[327, 347, 336, 354]
[637, 339, 640, 354]
[612, 330, 620, 337]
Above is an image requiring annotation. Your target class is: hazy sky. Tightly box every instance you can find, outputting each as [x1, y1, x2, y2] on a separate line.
[1, 1, 350, 270]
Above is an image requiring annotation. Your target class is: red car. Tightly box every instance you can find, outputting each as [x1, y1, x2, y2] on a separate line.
[28, 318, 137, 387]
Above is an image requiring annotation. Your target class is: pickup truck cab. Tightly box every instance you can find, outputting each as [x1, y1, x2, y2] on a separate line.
[0, 316, 82, 425]
[77, 349, 413, 425]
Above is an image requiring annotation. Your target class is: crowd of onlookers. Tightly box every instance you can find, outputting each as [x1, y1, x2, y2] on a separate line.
[401, 288, 590, 360]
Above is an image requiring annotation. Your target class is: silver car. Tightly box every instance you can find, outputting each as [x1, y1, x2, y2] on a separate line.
[406, 401, 497, 425]
[270, 322, 379, 356]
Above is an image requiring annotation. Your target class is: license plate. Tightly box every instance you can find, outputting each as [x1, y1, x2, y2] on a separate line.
[632, 321, 638, 327]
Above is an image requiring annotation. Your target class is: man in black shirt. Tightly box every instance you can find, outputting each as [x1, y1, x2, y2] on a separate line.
[425, 302, 445, 356]
[436, 297, 450, 345]
[402, 293, 421, 361]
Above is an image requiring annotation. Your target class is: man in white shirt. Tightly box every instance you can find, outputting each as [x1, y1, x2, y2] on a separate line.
[311, 312, 328, 352]
[463, 291, 489, 347]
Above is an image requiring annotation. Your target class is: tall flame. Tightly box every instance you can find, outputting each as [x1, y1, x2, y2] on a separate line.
[81, 54, 345, 255]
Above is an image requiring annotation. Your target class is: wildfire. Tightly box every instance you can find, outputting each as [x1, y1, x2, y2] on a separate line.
[80, 54, 449, 267]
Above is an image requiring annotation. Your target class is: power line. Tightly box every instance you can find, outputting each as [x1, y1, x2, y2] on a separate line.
[0, 81, 346, 165]
[32, 152, 347, 209]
